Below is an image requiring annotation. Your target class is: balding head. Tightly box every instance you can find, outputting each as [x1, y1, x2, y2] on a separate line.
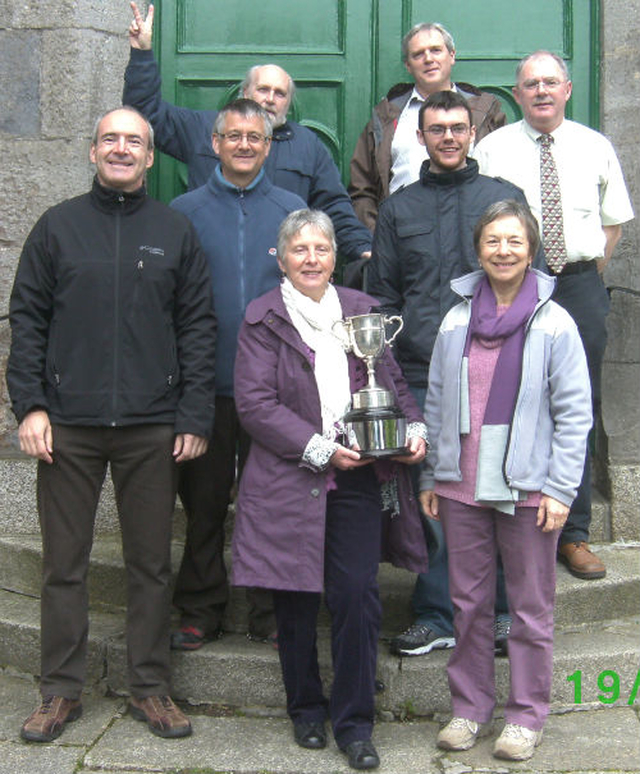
[241, 64, 294, 127]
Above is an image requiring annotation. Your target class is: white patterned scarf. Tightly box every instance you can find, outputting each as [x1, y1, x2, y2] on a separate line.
[280, 277, 352, 436]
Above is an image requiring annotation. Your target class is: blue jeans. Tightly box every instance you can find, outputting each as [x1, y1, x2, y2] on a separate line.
[409, 385, 509, 636]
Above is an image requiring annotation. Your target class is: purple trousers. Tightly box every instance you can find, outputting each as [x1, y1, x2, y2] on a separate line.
[439, 497, 560, 730]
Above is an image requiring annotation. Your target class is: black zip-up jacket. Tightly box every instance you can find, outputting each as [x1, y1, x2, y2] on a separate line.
[7, 178, 217, 437]
[368, 158, 545, 387]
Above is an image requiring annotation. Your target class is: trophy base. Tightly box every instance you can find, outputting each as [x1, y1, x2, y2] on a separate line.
[359, 446, 410, 459]
[344, 406, 408, 459]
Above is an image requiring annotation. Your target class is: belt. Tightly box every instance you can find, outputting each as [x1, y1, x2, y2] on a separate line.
[555, 260, 597, 276]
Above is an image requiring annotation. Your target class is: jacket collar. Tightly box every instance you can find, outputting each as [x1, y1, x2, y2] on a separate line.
[451, 268, 556, 305]
[386, 80, 482, 106]
[208, 165, 270, 196]
[419, 156, 479, 187]
[244, 284, 381, 365]
[245, 285, 378, 325]
[90, 176, 147, 213]
[271, 121, 295, 142]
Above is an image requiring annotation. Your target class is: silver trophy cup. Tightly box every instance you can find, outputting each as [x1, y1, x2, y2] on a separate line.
[334, 313, 409, 457]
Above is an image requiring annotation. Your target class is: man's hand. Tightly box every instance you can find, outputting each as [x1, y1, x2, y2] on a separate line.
[419, 489, 439, 520]
[19, 410, 54, 464]
[129, 1, 154, 50]
[596, 223, 623, 274]
[360, 251, 371, 260]
[536, 494, 570, 532]
[173, 433, 208, 463]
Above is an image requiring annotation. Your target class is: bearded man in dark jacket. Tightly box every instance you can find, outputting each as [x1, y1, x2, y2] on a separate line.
[7, 107, 216, 743]
[368, 91, 543, 660]
[124, 2, 372, 266]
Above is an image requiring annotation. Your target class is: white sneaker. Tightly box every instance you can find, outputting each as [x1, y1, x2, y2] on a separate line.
[437, 717, 483, 751]
[493, 723, 543, 760]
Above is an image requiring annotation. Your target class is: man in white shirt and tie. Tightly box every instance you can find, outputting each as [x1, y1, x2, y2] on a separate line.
[475, 50, 634, 581]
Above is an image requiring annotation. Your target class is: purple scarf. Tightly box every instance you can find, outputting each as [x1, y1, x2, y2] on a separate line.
[464, 270, 539, 425]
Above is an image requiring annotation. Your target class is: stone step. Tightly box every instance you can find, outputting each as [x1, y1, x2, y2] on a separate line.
[0, 588, 122, 687]
[0, 535, 637, 635]
[0, 453, 612, 541]
[2, 669, 639, 774]
[0, 587, 637, 716]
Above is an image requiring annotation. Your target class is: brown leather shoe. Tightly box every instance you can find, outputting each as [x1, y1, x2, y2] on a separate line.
[21, 695, 82, 742]
[558, 541, 606, 580]
[129, 695, 192, 738]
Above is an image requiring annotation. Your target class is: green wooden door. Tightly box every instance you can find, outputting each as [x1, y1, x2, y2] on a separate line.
[149, 0, 374, 200]
[150, 0, 599, 202]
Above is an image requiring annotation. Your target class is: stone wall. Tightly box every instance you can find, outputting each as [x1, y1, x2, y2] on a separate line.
[0, 1, 638, 537]
[0, 1, 131, 445]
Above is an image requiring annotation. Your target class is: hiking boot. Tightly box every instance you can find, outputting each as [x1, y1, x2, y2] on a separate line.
[129, 695, 192, 738]
[21, 695, 82, 742]
[390, 623, 455, 656]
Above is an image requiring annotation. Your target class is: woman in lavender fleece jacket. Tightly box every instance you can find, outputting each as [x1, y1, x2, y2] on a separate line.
[420, 201, 592, 762]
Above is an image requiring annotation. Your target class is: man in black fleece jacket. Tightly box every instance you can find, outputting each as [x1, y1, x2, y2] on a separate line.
[7, 107, 216, 743]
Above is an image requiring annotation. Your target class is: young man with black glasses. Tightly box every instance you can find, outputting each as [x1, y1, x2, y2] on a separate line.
[368, 90, 545, 660]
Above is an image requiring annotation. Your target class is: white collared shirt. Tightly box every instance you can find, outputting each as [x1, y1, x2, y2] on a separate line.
[389, 87, 428, 194]
[474, 119, 634, 261]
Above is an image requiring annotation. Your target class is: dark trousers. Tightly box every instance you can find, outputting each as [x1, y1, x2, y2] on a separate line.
[273, 467, 382, 748]
[173, 396, 274, 637]
[407, 386, 509, 634]
[553, 266, 606, 544]
[37, 423, 177, 699]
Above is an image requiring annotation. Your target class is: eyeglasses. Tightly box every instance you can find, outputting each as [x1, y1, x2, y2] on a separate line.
[216, 132, 270, 146]
[520, 77, 565, 91]
[421, 124, 470, 138]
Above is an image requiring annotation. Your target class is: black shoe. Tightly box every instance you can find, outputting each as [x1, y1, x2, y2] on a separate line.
[170, 625, 222, 651]
[342, 740, 380, 770]
[293, 720, 326, 749]
[494, 616, 511, 657]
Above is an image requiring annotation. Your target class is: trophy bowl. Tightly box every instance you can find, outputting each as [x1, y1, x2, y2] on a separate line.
[348, 314, 388, 361]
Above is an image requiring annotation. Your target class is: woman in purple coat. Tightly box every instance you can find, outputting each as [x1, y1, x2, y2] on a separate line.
[231, 209, 428, 770]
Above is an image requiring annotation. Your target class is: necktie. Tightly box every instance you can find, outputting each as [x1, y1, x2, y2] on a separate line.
[538, 133, 568, 274]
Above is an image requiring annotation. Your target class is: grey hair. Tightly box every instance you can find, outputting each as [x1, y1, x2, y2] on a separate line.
[240, 64, 296, 104]
[515, 50, 570, 84]
[401, 22, 455, 62]
[92, 106, 154, 149]
[277, 209, 336, 261]
[473, 200, 540, 259]
[212, 98, 273, 138]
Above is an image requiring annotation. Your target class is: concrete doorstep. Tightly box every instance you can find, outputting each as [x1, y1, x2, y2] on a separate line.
[1, 668, 639, 774]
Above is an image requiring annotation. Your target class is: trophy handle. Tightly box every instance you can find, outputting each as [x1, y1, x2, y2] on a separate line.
[332, 318, 352, 350]
[384, 315, 404, 345]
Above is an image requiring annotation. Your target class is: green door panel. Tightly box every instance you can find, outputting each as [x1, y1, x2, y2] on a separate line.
[149, 0, 598, 202]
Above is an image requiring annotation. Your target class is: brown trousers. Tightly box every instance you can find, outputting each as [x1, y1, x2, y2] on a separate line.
[37, 423, 177, 699]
